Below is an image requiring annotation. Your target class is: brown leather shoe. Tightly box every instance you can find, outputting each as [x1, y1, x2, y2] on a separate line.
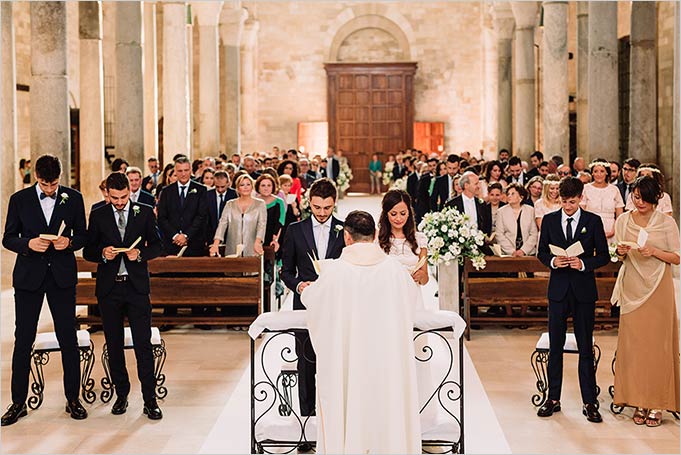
[537, 399, 561, 417]
[583, 403, 602, 423]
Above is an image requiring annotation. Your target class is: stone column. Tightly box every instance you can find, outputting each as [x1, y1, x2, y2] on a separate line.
[240, 18, 259, 155]
[79, 1, 105, 211]
[587, 2, 618, 162]
[163, 2, 191, 163]
[576, 2, 589, 158]
[193, 2, 223, 156]
[143, 2, 158, 159]
[628, 1, 656, 164]
[30, 2, 71, 180]
[115, 2, 145, 168]
[220, 7, 247, 155]
[493, 5, 514, 153]
[2, 2, 17, 196]
[510, 2, 539, 160]
[542, 1, 569, 161]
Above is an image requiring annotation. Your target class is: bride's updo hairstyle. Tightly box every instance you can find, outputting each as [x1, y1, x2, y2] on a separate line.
[378, 189, 418, 255]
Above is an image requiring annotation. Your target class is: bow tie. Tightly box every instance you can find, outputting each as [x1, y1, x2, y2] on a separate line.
[40, 192, 56, 200]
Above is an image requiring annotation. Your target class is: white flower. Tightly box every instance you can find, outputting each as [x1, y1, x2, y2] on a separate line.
[441, 225, 448, 233]
[581, 227, 587, 234]
[132, 205, 141, 217]
[59, 192, 69, 205]
[189, 188, 198, 194]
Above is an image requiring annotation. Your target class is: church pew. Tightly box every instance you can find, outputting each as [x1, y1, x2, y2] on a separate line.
[462, 256, 620, 340]
[76, 256, 264, 326]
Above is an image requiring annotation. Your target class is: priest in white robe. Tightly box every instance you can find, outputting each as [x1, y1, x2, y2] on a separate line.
[301, 210, 422, 454]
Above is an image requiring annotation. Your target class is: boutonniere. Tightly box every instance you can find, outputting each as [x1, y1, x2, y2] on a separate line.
[132, 205, 141, 217]
[477, 197, 484, 204]
[189, 188, 198, 195]
[334, 224, 344, 237]
[580, 227, 587, 234]
[59, 192, 69, 205]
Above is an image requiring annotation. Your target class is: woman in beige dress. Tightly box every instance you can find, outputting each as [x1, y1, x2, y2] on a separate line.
[209, 174, 266, 257]
[612, 176, 680, 427]
[624, 164, 673, 216]
[495, 183, 538, 256]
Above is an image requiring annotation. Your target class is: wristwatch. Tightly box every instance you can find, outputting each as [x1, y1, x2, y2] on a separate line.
[136, 250, 143, 263]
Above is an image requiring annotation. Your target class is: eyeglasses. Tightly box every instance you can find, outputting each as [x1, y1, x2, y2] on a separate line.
[557, 171, 570, 176]
[622, 167, 636, 172]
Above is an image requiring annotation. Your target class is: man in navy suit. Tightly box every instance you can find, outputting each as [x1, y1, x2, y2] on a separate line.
[205, 170, 237, 242]
[505, 156, 528, 186]
[616, 158, 640, 208]
[536, 177, 610, 423]
[430, 154, 461, 211]
[281, 178, 345, 418]
[157, 156, 208, 257]
[126, 167, 156, 207]
[1, 155, 88, 425]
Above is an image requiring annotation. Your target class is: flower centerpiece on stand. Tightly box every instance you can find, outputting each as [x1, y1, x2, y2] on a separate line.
[418, 206, 487, 312]
[336, 162, 353, 199]
[390, 176, 408, 192]
[382, 161, 395, 187]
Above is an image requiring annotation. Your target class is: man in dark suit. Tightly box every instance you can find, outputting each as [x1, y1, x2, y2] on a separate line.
[324, 147, 341, 182]
[126, 167, 156, 207]
[157, 156, 208, 256]
[526, 151, 544, 179]
[142, 157, 160, 193]
[1, 155, 88, 426]
[83, 172, 163, 419]
[536, 177, 609, 423]
[281, 178, 345, 418]
[444, 171, 493, 253]
[431, 154, 462, 212]
[505, 156, 528, 186]
[205, 170, 237, 243]
[405, 157, 419, 203]
[392, 154, 407, 181]
[616, 158, 641, 208]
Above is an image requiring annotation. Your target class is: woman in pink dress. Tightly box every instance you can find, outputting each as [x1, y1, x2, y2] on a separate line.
[580, 159, 624, 242]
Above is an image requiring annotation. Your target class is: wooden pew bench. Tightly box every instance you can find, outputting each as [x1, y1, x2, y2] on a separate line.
[462, 256, 620, 339]
[76, 256, 264, 326]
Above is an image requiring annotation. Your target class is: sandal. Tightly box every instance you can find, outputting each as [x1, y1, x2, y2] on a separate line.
[633, 407, 647, 425]
[645, 409, 662, 427]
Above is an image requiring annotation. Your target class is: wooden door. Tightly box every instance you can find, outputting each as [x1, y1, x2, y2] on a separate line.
[325, 63, 417, 192]
[413, 122, 445, 156]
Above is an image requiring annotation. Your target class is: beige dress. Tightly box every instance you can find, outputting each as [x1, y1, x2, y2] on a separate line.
[611, 210, 680, 411]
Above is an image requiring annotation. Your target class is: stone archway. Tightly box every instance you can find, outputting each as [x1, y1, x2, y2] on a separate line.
[328, 14, 412, 62]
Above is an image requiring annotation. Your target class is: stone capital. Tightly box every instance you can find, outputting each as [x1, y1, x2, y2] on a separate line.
[241, 18, 259, 49]
[219, 7, 247, 47]
[510, 1, 539, 29]
[79, 2, 102, 40]
[192, 2, 223, 28]
[493, 16, 515, 40]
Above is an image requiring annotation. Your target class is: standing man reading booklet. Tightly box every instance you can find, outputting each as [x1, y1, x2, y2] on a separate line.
[536, 177, 610, 423]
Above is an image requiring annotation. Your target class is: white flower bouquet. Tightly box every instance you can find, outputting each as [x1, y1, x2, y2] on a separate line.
[418, 207, 487, 270]
[608, 242, 619, 262]
[337, 162, 353, 195]
[382, 162, 395, 186]
[390, 176, 408, 192]
[299, 191, 311, 220]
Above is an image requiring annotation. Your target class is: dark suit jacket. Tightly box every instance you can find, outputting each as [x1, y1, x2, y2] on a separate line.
[392, 164, 407, 181]
[537, 209, 610, 304]
[431, 175, 456, 212]
[445, 195, 492, 237]
[414, 173, 434, 223]
[302, 171, 317, 189]
[142, 172, 160, 192]
[406, 172, 419, 202]
[325, 157, 340, 182]
[156, 180, 208, 256]
[83, 203, 162, 298]
[280, 216, 345, 310]
[526, 167, 540, 179]
[505, 172, 528, 186]
[205, 187, 237, 241]
[92, 200, 107, 212]
[134, 189, 156, 208]
[3, 185, 87, 291]
[616, 181, 633, 205]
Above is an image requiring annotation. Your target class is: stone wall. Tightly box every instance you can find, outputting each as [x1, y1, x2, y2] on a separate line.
[243, 1, 484, 154]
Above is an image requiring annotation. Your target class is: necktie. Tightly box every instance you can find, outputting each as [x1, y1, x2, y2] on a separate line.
[116, 209, 127, 275]
[450, 178, 456, 200]
[317, 224, 328, 260]
[566, 217, 574, 244]
[179, 185, 187, 207]
[152, 173, 158, 186]
[40, 192, 56, 200]
[131, 192, 137, 203]
[218, 193, 225, 219]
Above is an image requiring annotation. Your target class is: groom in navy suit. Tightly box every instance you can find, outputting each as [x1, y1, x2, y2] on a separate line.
[1, 155, 88, 425]
[281, 178, 345, 418]
[536, 177, 610, 423]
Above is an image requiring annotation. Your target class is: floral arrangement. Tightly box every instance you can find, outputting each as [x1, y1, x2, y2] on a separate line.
[299, 191, 311, 220]
[608, 242, 619, 262]
[59, 192, 69, 205]
[382, 161, 395, 186]
[336, 162, 353, 195]
[418, 206, 487, 270]
[390, 176, 408, 192]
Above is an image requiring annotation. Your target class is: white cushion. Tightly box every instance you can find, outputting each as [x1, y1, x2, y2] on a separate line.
[33, 330, 91, 351]
[123, 327, 162, 348]
[536, 332, 596, 352]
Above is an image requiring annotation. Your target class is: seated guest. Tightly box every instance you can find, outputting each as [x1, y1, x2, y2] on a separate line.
[201, 167, 216, 188]
[205, 170, 237, 243]
[535, 174, 561, 231]
[92, 179, 110, 211]
[430, 154, 461, 211]
[125, 167, 156, 207]
[209, 174, 266, 257]
[525, 176, 544, 207]
[625, 164, 673, 216]
[486, 182, 506, 233]
[495, 183, 538, 256]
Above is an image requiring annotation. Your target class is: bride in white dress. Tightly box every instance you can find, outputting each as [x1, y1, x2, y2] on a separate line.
[377, 190, 439, 311]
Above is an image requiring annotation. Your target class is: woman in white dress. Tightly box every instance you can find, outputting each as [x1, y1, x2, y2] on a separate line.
[580, 159, 624, 241]
[377, 190, 438, 310]
[534, 173, 561, 231]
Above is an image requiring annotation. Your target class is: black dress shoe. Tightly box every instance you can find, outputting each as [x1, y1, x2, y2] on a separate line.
[583, 403, 602, 423]
[65, 399, 88, 420]
[1, 403, 27, 426]
[297, 443, 314, 453]
[143, 399, 163, 420]
[111, 396, 128, 415]
[537, 399, 561, 417]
